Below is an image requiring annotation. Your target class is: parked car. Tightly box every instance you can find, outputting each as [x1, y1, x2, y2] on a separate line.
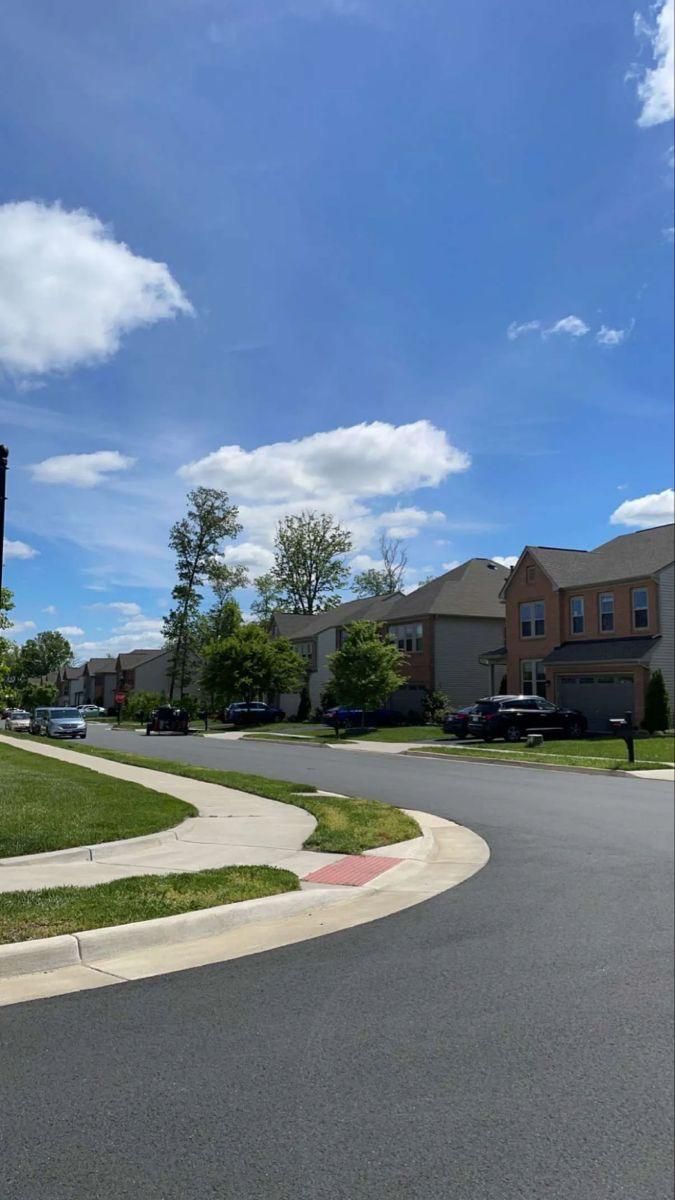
[467, 696, 587, 743]
[225, 702, 285, 727]
[146, 706, 190, 735]
[78, 704, 106, 717]
[443, 705, 478, 739]
[321, 706, 403, 729]
[31, 707, 87, 739]
[4, 709, 32, 732]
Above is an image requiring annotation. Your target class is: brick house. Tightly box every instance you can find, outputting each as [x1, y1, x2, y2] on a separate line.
[272, 558, 509, 716]
[500, 524, 674, 730]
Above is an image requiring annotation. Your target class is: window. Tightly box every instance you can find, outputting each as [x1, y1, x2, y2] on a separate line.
[521, 660, 547, 697]
[632, 588, 649, 630]
[535, 698, 556, 712]
[570, 596, 584, 635]
[599, 593, 614, 632]
[389, 623, 423, 653]
[295, 641, 315, 666]
[526, 565, 536, 583]
[520, 601, 545, 638]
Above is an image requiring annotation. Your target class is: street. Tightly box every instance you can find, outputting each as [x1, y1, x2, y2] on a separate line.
[1, 732, 673, 1200]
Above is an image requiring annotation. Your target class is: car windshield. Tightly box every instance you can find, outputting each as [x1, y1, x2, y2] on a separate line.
[474, 702, 498, 714]
[11, 711, 30, 719]
[53, 708, 81, 719]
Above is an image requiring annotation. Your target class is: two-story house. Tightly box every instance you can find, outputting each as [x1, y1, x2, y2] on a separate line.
[56, 665, 86, 707]
[82, 657, 118, 711]
[272, 558, 510, 716]
[116, 649, 169, 695]
[500, 524, 674, 730]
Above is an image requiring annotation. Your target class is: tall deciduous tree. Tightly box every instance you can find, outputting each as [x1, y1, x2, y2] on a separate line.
[0, 587, 15, 703]
[163, 488, 241, 699]
[250, 572, 284, 628]
[202, 624, 305, 709]
[197, 561, 248, 647]
[328, 620, 408, 721]
[19, 630, 73, 680]
[352, 535, 408, 597]
[272, 511, 352, 615]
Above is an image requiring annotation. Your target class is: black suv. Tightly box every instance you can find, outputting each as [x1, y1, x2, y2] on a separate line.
[467, 696, 587, 742]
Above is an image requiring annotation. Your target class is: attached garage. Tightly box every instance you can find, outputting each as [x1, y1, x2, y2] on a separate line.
[543, 636, 659, 732]
[557, 674, 635, 733]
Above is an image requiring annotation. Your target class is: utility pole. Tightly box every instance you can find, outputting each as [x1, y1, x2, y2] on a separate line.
[0, 445, 8, 599]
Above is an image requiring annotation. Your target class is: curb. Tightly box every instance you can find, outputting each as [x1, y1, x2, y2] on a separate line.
[0, 811, 489, 1001]
[403, 749, 654, 778]
[0, 826, 184, 868]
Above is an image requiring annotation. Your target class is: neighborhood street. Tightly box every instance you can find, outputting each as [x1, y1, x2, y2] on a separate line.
[1, 734, 672, 1200]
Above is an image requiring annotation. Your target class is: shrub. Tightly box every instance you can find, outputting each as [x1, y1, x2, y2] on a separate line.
[422, 689, 449, 725]
[295, 684, 312, 722]
[642, 669, 671, 733]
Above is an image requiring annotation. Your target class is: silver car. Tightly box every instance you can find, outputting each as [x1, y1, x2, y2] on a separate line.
[33, 707, 87, 739]
[4, 709, 31, 732]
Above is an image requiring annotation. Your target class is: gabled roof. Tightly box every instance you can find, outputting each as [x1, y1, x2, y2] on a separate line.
[117, 648, 166, 670]
[274, 594, 402, 641]
[511, 524, 674, 591]
[84, 657, 117, 675]
[62, 665, 84, 680]
[386, 558, 510, 620]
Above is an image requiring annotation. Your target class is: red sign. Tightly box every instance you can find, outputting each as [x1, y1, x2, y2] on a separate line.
[115, 692, 126, 705]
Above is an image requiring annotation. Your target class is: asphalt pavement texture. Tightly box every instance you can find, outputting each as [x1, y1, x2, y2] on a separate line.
[1, 728, 673, 1200]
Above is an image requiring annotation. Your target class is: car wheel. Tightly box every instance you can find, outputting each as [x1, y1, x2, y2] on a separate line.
[504, 724, 522, 743]
[567, 720, 583, 739]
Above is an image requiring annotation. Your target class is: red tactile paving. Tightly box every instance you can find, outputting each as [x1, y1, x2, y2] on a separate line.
[303, 854, 403, 886]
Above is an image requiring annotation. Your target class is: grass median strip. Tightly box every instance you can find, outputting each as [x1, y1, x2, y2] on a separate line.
[408, 736, 675, 771]
[36, 739, 421, 855]
[0, 866, 299, 944]
[246, 722, 450, 744]
[0, 742, 195, 858]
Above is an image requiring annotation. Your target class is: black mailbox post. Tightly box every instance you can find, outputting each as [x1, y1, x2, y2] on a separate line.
[609, 711, 635, 764]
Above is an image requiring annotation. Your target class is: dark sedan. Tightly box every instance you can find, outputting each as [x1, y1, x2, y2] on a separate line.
[442, 705, 477, 739]
[225, 702, 285, 726]
[468, 696, 587, 742]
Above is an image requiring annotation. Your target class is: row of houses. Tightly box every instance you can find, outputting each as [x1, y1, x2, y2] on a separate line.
[272, 523, 674, 731]
[57, 647, 177, 711]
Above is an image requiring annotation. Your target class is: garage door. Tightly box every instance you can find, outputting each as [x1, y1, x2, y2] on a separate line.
[558, 675, 634, 733]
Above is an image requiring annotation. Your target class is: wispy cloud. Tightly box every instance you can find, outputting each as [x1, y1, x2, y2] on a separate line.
[57, 625, 84, 637]
[632, 0, 674, 127]
[506, 320, 541, 341]
[31, 450, 135, 487]
[2, 538, 39, 561]
[543, 315, 590, 338]
[596, 323, 633, 347]
[507, 314, 633, 346]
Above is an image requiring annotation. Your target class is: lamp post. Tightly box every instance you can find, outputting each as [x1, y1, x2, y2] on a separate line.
[0, 444, 8, 600]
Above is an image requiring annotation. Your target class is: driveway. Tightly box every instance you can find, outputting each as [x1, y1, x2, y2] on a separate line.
[1, 729, 672, 1200]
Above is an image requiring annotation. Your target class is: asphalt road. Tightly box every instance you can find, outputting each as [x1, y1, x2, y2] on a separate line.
[1, 730, 673, 1200]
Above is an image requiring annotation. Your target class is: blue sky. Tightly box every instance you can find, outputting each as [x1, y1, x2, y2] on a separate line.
[1, 0, 673, 658]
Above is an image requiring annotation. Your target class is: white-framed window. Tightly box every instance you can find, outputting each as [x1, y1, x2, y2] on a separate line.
[521, 660, 547, 697]
[389, 623, 423, 653]
[520, 601, 545, 638]
[570, 596, 584, 635]
[632, 587, 649, 630]
[599, 593, 614, 633]
[295, 640, 315, 666]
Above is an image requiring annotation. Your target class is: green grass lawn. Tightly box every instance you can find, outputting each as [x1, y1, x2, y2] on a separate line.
[0, 742, 195, 858]
[247, 722, 448, 743]
[0, 866, 299, 944]
[47, 740, 421, 854]
[409, 736, 675, 771]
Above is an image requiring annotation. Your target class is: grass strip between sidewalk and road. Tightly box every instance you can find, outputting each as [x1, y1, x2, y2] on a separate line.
[4, 735, 420, 855]
[0, 742, 195, 858]
[407, 736, 675, 772]
[0, 866, 299, 944]
[245, 722, 450, 744]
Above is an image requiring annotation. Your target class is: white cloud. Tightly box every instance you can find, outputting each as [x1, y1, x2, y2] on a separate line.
[380, 507, 445, 539]
[441, 559, 461, 572]
[595, 325, 628, 347]
[72, 611, 164, 659]
[633, 0, 674, 127]
[489, 555, 518, 568]
[0, 201, 192, 376]
[42, 605, 57, 614]
[222, 541, 275, 574]
[31, 450, 135, 487]
[507, 320, 541, 340]
[543, 315, 590, 338]
[8, 619, 36, 634]
[57, 625, 84, 637]
[178, 420, 470, 500]
[2, 538, 39, 560]
[610, 487, 675, 527]
[87, 601, 142, 617]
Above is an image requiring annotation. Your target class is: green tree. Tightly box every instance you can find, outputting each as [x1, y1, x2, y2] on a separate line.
[19, 630, 73, 680]
[642, 669, 671, 733]
[352, 535, 408, 597]
[0, 587, 16, 705]
[250, 572, 284, 629]
[422, 689, 449, 725]
[124, 690, 165, 722]
[20, 681, 58, 710]
[272, 511, 352, 615]
[163, 487, 241, 700]
[327, 620, 409, 725]
[202, 624, 305, 710]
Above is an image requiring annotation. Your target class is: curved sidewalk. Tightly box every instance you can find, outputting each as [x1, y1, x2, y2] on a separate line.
[0, 736, 490, 1006]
